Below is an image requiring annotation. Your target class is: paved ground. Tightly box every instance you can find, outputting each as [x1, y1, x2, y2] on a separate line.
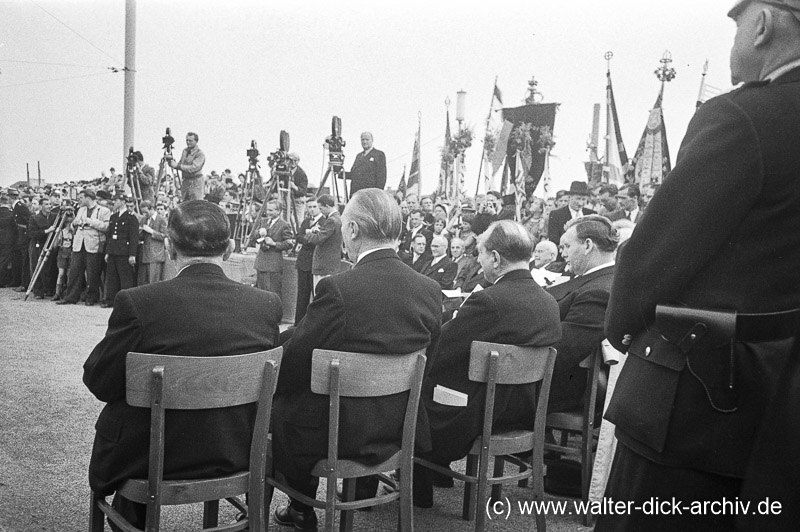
[0, 286, 593, 531]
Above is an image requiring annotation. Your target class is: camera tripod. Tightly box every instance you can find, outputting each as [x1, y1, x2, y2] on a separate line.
[24, 207, 71, 301]
[156, 127, 181, 198]
[317, 116, 348, 204]
[233, 145, 264, 253]
[126, 147, 143, 215]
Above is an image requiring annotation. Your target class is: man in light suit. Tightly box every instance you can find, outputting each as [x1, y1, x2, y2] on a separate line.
[294, 196, 323, 325]
[84, 200, 282, 530]
[271, 189, 442, 530]
[248, 199, 294, 298]
[307, 194, 342, 289]
[137, 201, 168, 285]
[547, 215, 616, 413]
[598, 3, 800, 529]
[345, 131, 387, 194]
[416, 220, 562, 507]
[58, 189, 111, 305]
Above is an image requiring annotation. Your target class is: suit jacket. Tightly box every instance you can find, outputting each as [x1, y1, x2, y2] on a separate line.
[402, 250, 432, 273]
[546, 205, 596, 246]
[605, 208, 643, 223]
[83, 263, 282, 494]
[605, 68, 800, 478]
[400, 225, 432, 254]
[27, 211, 57, 249]
[346, 148, 387, 193]
[249, 216, 293, 272]
[12, 201, 31, 248]
[546, 265, 613, 413]
[422, 269, 562, 462]
[294, 215, 323, 272]
[0, 206, 17, 248]
[308, 211, 342, 276]
[105, 209, 139, 257]
[453, 256, 486, 293]
[72, 203, 111, 253]
[291, 166, 308, 198]
[140, 214, 167, 264]
[272, 249, 442, 479]
[420, 255, 458, 289]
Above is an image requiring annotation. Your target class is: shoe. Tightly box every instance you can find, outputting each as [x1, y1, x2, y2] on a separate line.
[13, 286, 25, 292]
[273, 505, 318, 531]
[56, 299, 76, 305]
[431, 469, 455, 488]
[51, 294, 61, 301]
[99, 302, 113, 308]
[85, 301, 96, 306]
[34, 294, 44, 300]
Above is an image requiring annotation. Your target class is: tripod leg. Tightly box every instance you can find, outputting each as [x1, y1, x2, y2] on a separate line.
[317, 168, 332, 198]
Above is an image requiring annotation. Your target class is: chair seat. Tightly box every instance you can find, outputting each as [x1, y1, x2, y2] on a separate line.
[468, 429, 536, 456]
[118, 472, 250, 506]
[310, 452, 402, 479]
[546, 410, 585, 431]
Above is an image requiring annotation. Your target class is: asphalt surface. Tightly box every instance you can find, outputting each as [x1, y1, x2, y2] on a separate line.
[0, 286, 592, 531]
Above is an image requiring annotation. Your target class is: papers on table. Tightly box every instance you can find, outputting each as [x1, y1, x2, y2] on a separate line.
[531, 268, 569, 287]
[433, 385, 468, 407]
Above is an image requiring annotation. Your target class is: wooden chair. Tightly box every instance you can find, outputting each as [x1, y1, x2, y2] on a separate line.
[415, 341, 558, 532]
[264, 348, 427, 532]
[89, 347, 283, 532]
[544, 346, 607, 525]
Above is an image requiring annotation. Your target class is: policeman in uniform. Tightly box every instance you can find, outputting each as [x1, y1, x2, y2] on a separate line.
[597, 1, 800, 530]
[101, 193, 139, 308]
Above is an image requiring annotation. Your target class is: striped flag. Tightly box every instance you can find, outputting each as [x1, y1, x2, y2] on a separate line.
[437, 109, 453, 198]
[398, 165, 407, 197]
[407, 123, 421, 196]
[514, 150, 526, 221]
[628, 87, 672, 186]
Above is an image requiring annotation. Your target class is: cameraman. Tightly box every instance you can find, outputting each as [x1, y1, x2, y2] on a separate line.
[287, 153, 308, 224]
[131, 151, 156, 204]
[168, 132, 206, 201]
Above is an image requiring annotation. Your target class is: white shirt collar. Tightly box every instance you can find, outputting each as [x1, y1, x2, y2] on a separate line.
[356, 245, 394, 264]
[430, 255, 446, 266]
[580, 260, 615, 277]
[765, 58, 800, 81]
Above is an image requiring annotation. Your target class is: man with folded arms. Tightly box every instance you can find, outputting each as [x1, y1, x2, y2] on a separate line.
[416, 220, 562, 507]
[271, 189, 441, 530]
[83, 201, 282, 531]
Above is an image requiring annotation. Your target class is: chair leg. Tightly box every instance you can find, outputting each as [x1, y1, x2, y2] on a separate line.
[398, 466, 413, 532]
[475, 456, 490, 532]
[339, 478, 357, 532]
[89, 491, 105, 532]
[202, 500, 219, 528]
[490, 457, 505, 502]
[264, 481, 275, 529]
[462, 454, 478, 521]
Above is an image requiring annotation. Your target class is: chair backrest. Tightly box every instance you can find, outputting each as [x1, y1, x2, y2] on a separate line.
[124, 347, 283, 530]
[126, 348, 283, 409]
[310, 348, 427, 491]
[468, 341, 558, 457]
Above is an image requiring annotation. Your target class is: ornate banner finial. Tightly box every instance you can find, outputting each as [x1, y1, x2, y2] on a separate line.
[655, 50, 677, 83]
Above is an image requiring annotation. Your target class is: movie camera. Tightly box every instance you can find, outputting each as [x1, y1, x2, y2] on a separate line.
[162, 128, 175, 152]
[247, 140, 260, 165]
[267, 131, 291, 177]
[324, 116, 346, 170]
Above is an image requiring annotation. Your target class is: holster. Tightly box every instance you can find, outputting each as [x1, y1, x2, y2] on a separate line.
[655, 304, 739, 412]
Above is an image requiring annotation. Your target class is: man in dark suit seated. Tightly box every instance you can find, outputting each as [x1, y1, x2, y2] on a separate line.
[271, 189, 442, 530]
[402, 233, 432, 273]
[547, 181, 596, 258]
[83, 200, 283, 531]
[415, 220, 562, 508]
[419, 235, 458, 289]
[547, 215, 617, 413]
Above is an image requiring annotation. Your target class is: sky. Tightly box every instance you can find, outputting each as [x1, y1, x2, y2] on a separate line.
[0, 0, 736, 195]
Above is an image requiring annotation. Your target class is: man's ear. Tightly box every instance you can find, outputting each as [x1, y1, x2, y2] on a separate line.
[223, 238, 235, 261]
[755, 8, 775, 47]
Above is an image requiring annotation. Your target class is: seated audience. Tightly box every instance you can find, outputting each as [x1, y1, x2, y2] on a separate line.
[403, 233, 432, 273]
[531, 240, 565, 273]
[419, 235, 458, 289]
[83, 200, 282, 531]
[415, 220, 562, 507]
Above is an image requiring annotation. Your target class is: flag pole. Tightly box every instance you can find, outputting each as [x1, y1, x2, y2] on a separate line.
[475, 76, 498, 198]
[604, 52, 614, 184]
[417, 112, 422, 199]
[696, 59, 709, 109]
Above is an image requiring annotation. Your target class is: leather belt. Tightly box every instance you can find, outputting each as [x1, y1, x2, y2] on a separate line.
[736, 309, 800, 342]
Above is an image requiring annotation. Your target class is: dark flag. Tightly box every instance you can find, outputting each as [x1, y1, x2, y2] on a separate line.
[502, 103, 558, 195]
[398, 166, 407, 197]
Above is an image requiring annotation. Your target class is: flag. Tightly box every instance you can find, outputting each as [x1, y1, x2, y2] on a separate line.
[398, 165, 407, 197]
[628, 87, 672, 186]
[605, 70, 629, 184]
[502, 103, 558, 196]
[488, 120, 513, 191]
[534, 149, 553, 200]
[437, 109, 453, 198]
[514, 150, 526, 221]
[493, 83, 503, 106]
[407, 124, 421, 195]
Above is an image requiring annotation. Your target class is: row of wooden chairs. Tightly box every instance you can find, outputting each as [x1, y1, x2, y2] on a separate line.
[89, 341, 574, 532]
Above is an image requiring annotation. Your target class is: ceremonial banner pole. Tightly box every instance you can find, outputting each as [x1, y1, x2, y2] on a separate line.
[38, 161, 41, 187]
[26, 163, 30, 188]
[696, 59, 709, 109]
[122, 0, 136, 170]
[475, 76, 498, 197]
[604, 51, 614, 184]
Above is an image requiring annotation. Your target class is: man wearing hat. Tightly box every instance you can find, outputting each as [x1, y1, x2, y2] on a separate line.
[597, 2, 800, 530]
[58, 189, 111, 306]
[547, 181, 595, 255]
[101, 193, 139, 308]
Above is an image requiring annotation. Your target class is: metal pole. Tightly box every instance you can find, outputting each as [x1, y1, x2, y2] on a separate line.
[122, 0, 136, 171]
[26, 163, 30, 188]
[38, 161, 41, 187]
